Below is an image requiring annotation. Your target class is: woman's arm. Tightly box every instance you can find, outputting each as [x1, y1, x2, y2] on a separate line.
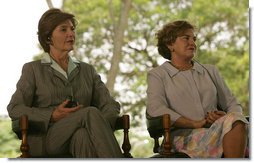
[173, 116, 207, 129]
[7, 62, 54, 132]
[208, 65, 242, 113]
[146, 70, 182, 124]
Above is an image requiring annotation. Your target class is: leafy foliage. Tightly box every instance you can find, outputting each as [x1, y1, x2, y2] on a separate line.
[0, 117, 20, 158]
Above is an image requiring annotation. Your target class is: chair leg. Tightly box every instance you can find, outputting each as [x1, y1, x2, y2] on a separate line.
[121, 115, 132, 158]
[19, 115, 30, 158]
[153, 137, 160, 153]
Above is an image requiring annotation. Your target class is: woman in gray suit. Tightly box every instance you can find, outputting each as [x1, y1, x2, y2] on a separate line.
[7, 8, 123, 158]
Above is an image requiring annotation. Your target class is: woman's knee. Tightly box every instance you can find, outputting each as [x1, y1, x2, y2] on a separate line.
[73, 106, 104, 123]
[73, 106, 100, 117]
[232, 120, 248, 133]
[86, 106, 102, 115]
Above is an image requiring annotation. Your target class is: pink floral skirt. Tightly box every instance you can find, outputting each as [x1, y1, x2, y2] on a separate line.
[171, 112, 249, 158]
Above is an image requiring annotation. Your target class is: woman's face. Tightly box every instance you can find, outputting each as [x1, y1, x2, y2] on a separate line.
[169, 28, 197, 61]
[49, 19, 75, 53]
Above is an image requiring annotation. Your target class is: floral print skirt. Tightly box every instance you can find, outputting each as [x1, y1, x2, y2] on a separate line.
[170, 112, 249, 158]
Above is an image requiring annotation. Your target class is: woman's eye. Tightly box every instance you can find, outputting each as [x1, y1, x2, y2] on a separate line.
[181, 36, 196, 42]
[61, 28, 67, 32]
[182, 36, 188, 40]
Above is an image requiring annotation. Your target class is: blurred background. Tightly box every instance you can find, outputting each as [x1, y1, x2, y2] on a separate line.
[0, 0, 251, 158]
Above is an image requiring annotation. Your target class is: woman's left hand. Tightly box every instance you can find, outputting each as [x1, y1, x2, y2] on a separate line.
[50, 99, 81, 122]
[205, 111, 226, 126]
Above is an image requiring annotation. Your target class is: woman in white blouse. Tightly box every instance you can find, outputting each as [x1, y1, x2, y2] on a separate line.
[146, 20, 248, 158]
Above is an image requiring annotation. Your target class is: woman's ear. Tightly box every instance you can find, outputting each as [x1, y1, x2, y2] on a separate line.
[167, 44, 174, 52]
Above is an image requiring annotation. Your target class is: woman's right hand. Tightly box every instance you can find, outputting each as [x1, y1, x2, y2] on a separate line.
[192, 119, 207, 128]
[205, 111, 226, 127]
[50, 100, 81, 122]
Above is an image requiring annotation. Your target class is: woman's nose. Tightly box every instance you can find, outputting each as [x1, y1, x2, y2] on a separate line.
[189, 38, 196, 45]
[67, 31, 75, 40]
[69, 30, 75, 36]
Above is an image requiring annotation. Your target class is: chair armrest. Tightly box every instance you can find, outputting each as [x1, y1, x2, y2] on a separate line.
[12, 115, 30, 158]
[115, 115, 129, 130]
[146, 114, 171, 155]
[12, 119, 22, 139]
[146, 115, 164, 139]
[12, 117, 46, 139]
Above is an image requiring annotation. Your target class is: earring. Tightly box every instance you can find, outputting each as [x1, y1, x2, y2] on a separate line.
[47, 37, 52, 44]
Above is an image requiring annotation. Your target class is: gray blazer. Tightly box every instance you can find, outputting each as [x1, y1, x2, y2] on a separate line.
[7, 58, 120, 156]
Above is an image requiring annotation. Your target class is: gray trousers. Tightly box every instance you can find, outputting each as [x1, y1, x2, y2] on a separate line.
[46, 107, 123, 157]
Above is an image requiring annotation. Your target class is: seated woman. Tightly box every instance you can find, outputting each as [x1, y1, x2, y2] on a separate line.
[146, 20, 248, 158]
[7, 8, 123, 158]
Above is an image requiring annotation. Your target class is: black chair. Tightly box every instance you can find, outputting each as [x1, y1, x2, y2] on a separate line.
[12, 114, 132, 158]
[146, 114, 189, 158]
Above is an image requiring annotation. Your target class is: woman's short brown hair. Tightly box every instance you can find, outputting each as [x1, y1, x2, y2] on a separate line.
[37, 8, 77, 53]
[156, 20, 196, 60]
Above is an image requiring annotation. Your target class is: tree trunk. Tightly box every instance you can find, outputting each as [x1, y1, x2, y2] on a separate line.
[106, 0, 132, 93]
[46, 0, 54, 8]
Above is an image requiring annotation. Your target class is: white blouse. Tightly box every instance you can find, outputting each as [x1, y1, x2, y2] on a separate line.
[41, 53, 79, 79]
[146, 61, 242, 124]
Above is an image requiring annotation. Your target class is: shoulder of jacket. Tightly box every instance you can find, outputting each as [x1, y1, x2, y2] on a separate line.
[78, 62, 95, 71]
[23, 60, 41, 68]
[149, 63, 167, 74]
[202, 64, 218, 72]
[78, 61, 92, 67]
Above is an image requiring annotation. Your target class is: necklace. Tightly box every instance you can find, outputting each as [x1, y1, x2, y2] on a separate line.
[170, 61, 193, 71]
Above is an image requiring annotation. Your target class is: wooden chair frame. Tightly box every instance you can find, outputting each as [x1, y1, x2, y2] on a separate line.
[146, 114, 189, 158]
[13, 114, 132, 158]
